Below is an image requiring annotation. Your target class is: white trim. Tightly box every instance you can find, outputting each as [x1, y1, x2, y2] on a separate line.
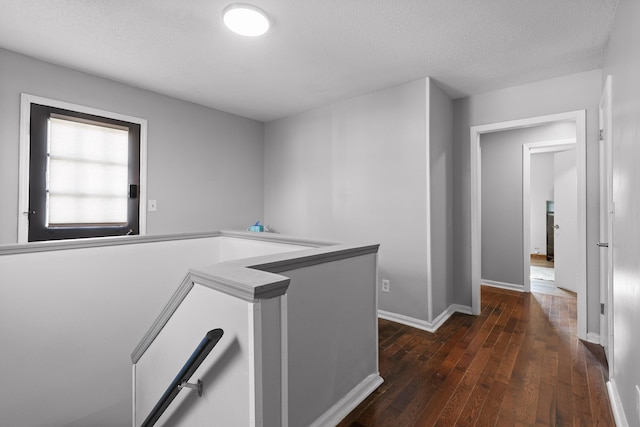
[1, 229, 341, 257]
[18, 93, 148, 243]
[586, 332, 601, 344]
[308, 373, 383, 427]
[607, 379, 629, 427]
[470, 124, 482, 315]
[18, 97, 31, 243]
[131, 364, 136, 427]
[599, 314, 606, 346]
[248, 302, 264, 427]
[280, 295, 288, 427]
[378, 304, 473, 333]
[449, 304, 474, 315]
[470, 110, 588, 340]
[522, 144, 531, 293]
[482, 279, 525, 293]
[374, 251, 381, 371]
[599, 75, 615, 376]
[139, 118, 148, 235]
[425, 79, 434, 322]
[522, 139, 576, 294]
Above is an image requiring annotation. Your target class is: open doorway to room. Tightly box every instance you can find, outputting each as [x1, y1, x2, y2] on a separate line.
[529, 152, 557, 286]
[478, 121, 576, 294]
[470, 110, 588, 340]
[527, 144, 578, 297]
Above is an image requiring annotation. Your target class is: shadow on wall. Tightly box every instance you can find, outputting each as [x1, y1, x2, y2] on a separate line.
[161, 336, 241, 426]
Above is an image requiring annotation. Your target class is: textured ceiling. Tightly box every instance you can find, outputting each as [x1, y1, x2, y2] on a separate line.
[0, 0, 618, 122]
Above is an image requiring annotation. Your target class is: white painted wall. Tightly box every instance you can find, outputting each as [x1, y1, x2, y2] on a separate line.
[217, 235, 311, 262]
[530, 153, 554, 255]
[0, 237, 221, 427]
[480, 122, 575, 286]
[0, 48, 264, 245]
[264, 78, 433, 321]
[0, 228, 380, 427]
[133, 241, 380, 427]
[134, 284, 255, 427]
[602, 0, 640, 424]
[454, 69, 602, 332]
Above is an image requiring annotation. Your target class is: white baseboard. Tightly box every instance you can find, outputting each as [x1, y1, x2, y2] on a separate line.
[607, 379, 629, 427]
[378, 304, 473, 333]
[481, 279, 525, 292]
[309, 373, 383, 427]
[586, 332, 601, 344]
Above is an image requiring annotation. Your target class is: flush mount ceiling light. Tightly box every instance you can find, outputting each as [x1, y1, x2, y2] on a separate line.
[223, 4, 270, 37]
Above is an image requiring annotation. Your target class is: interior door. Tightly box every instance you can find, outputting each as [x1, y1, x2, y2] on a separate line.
[554, 148, 578, 293]
[599, 76, 613, 362]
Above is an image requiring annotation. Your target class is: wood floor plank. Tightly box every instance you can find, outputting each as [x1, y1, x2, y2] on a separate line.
[432, 346, 492, 426]
[572, 339, 595, 425]
[337, 286, 616, 427]
[473, 379, 509, 427]
[453, 298, 518, 426]
[583, 342, 615, 426]
[535, 380, 557, 427]
[393, 295, 504, 426]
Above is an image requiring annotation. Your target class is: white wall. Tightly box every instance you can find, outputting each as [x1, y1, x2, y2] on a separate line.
[135, 284, 255, 427]
[530, 152, 554, 255]
[453, 69, 602, 332]
[0, 237, 222, 427]
[602, 0, 640, 424]
[217, 235, 310, 262]
[0, 48, 264, 244]
[264, 78, 433, 321]
[480, 122, 574, 286]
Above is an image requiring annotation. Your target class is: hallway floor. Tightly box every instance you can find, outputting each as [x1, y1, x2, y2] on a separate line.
[338, 286, 614, 426]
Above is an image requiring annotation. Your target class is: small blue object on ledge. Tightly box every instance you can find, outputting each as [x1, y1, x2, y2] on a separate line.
[248, 221, 264, 232]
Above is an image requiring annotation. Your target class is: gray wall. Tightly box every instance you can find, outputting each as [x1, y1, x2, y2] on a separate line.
[480, 122, 574, 286]
[0, 48, 264, 245]
[264, 78, 434, 321]
[530, 152, 554, 255]
[602, 0, 640, 424]
[453, 69, 602, 333]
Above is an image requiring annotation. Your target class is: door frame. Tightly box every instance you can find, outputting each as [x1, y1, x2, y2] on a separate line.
[599, 75, 614, 369]
[470, 110, 588, 340]
[522, 139, 576, 293]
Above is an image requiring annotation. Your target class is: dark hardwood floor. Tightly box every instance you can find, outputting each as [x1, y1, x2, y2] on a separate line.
[338, 286, 614, 426]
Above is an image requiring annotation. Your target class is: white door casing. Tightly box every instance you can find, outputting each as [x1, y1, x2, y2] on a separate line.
[599, 76, 614, 365]
[470, 110, 588, 340]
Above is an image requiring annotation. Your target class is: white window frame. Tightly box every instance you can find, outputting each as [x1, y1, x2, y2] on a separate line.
[18, 93, 148, 243]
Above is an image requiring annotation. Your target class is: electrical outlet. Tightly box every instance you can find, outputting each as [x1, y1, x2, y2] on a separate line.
[148, 200, 157, 212]
[381, 279, 390, 293]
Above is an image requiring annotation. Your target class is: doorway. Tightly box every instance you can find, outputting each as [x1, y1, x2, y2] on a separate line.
[527, 144, 578, 296]
[470, 110, 588, 340]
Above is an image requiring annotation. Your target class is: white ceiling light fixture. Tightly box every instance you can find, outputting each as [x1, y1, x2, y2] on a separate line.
[223, 4, 270, 37]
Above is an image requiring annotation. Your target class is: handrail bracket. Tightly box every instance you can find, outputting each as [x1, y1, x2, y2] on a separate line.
[179, 379, 203, 397]
[140, 328, 224, 427]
